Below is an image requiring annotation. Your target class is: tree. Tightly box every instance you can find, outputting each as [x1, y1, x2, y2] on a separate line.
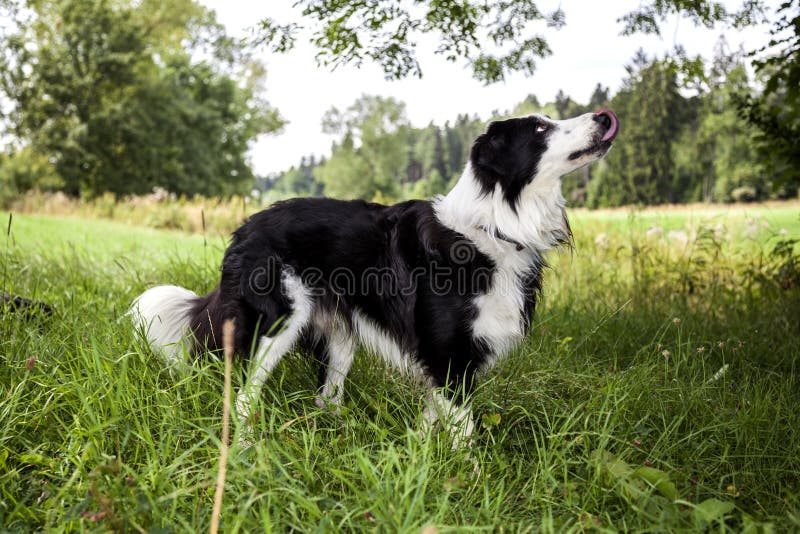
[737, 0, 800, 195]
[703, 67, 768, 201]
[315, 133, 373, 200]
[254, 0, 795, 201]
[271, 155, 324, 198]
[0, 147, 63, 202]
[554, 89, 583, 119]
[671, 39, 768, 203]
[618, 1, 767, 36]
[319, 95, 411, 200]
[588, 84, 611, 110]
[0, 0, 283, 197]
[258, 1, 565, 83]
[257, 1, 763, 84]
[623, 0, 798, 195]
[442, 114, 484, 187]
[588, 56, 687, 207]
[408, 169, 447, 199]
[412, 123, 448, 183]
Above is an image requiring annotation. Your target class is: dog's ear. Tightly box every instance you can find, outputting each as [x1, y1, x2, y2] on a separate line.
[472, 129, 509, 178]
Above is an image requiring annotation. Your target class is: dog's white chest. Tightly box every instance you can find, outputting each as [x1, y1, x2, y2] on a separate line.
[471, 254, 531, 365]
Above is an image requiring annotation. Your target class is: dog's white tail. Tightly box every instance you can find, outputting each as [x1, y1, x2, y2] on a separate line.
[130, 285, 198, 365]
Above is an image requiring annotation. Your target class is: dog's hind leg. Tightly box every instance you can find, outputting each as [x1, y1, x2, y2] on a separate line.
[235, 274, 313, 439]
[297, 328, 329, 390]
[315, 328, 355, 414]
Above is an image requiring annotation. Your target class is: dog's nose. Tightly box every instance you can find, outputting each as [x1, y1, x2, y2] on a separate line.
[593, 109, 619, 142]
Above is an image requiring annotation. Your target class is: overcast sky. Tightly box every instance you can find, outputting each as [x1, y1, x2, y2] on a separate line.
[198, 1, 775, 176]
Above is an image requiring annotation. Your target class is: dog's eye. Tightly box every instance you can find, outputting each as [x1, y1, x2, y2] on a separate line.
[536, 124, 549, 133]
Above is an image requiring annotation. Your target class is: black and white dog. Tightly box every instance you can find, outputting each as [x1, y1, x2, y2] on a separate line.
[131, 110, 619, 445]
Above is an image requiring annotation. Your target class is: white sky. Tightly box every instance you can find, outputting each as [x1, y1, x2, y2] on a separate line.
[200, 1, 774, 176]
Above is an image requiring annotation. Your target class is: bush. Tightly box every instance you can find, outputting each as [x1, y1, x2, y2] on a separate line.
[731, 186, 758, 203]
[0, 148, 62, 207]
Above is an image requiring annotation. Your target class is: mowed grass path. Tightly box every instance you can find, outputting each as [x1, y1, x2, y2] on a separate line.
[1, 204, 799, 532]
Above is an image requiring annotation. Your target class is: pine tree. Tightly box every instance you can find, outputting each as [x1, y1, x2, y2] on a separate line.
[589, 56, 687, 206]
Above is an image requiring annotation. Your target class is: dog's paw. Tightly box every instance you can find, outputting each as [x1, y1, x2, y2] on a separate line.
[314, 396, 342, 416]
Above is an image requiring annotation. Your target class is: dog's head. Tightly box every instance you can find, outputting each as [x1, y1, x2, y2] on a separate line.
[470, 110, 619, 209]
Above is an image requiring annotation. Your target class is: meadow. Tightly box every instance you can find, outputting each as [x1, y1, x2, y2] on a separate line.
[1, 202, 799, 532]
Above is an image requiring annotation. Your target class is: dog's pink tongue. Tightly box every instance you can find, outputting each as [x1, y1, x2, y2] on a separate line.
[595, 109, 619, 142]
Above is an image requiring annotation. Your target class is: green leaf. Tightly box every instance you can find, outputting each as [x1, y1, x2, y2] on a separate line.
[633, 466, 678, 501]
[594, 450, 633, 479]
[593, 451, 679, 502]
[593, 450, 645, 500]
[18, 452, 50, 467]
[693, 498, 735, 524]
[481, 413, 501, 428]
[742, 513, 775, 534]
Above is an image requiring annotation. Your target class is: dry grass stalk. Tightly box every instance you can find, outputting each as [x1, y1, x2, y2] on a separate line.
[210, 320, 235, 534]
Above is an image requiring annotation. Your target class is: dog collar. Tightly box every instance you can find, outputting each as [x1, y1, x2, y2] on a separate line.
[477, 226, 526, 251]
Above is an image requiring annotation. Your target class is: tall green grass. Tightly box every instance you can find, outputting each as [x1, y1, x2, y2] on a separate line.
[1, 208, 798, 532]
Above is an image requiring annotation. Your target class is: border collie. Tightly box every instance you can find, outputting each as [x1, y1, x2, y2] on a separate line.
[131, 110, 619, 446]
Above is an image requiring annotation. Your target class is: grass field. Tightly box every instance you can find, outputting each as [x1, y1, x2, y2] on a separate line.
[1, 204, 799, 532]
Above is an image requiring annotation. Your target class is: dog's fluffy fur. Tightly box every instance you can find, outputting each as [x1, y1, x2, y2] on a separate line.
[131, 110, 619, 444]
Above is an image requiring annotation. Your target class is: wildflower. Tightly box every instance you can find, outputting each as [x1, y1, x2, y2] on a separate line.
[151, 186, 170, 202]
[717, 341, 726, 350]
[26, 356, 37, 372]
[594, 233, 609, 247]
[696, 346, 706, 354]
[81, 511, 108, 522]
[668, 230, 689, 244]
[672, 317, 681, 326]
[646, 226, 663, 239]
[661, 350, 671, 358]
[779, 228, 788, 236]
[633, 438, 642, 448]
[742, 217, 765, 238]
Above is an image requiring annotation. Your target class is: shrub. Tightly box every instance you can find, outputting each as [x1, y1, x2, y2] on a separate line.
[731, 186, 757, 203]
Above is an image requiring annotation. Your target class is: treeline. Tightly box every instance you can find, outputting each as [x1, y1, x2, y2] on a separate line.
[1, 1, 797, 209]
[269, 43, 798, 207]
[265, 100, 486, 203]
[0, 0, 282, 200]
